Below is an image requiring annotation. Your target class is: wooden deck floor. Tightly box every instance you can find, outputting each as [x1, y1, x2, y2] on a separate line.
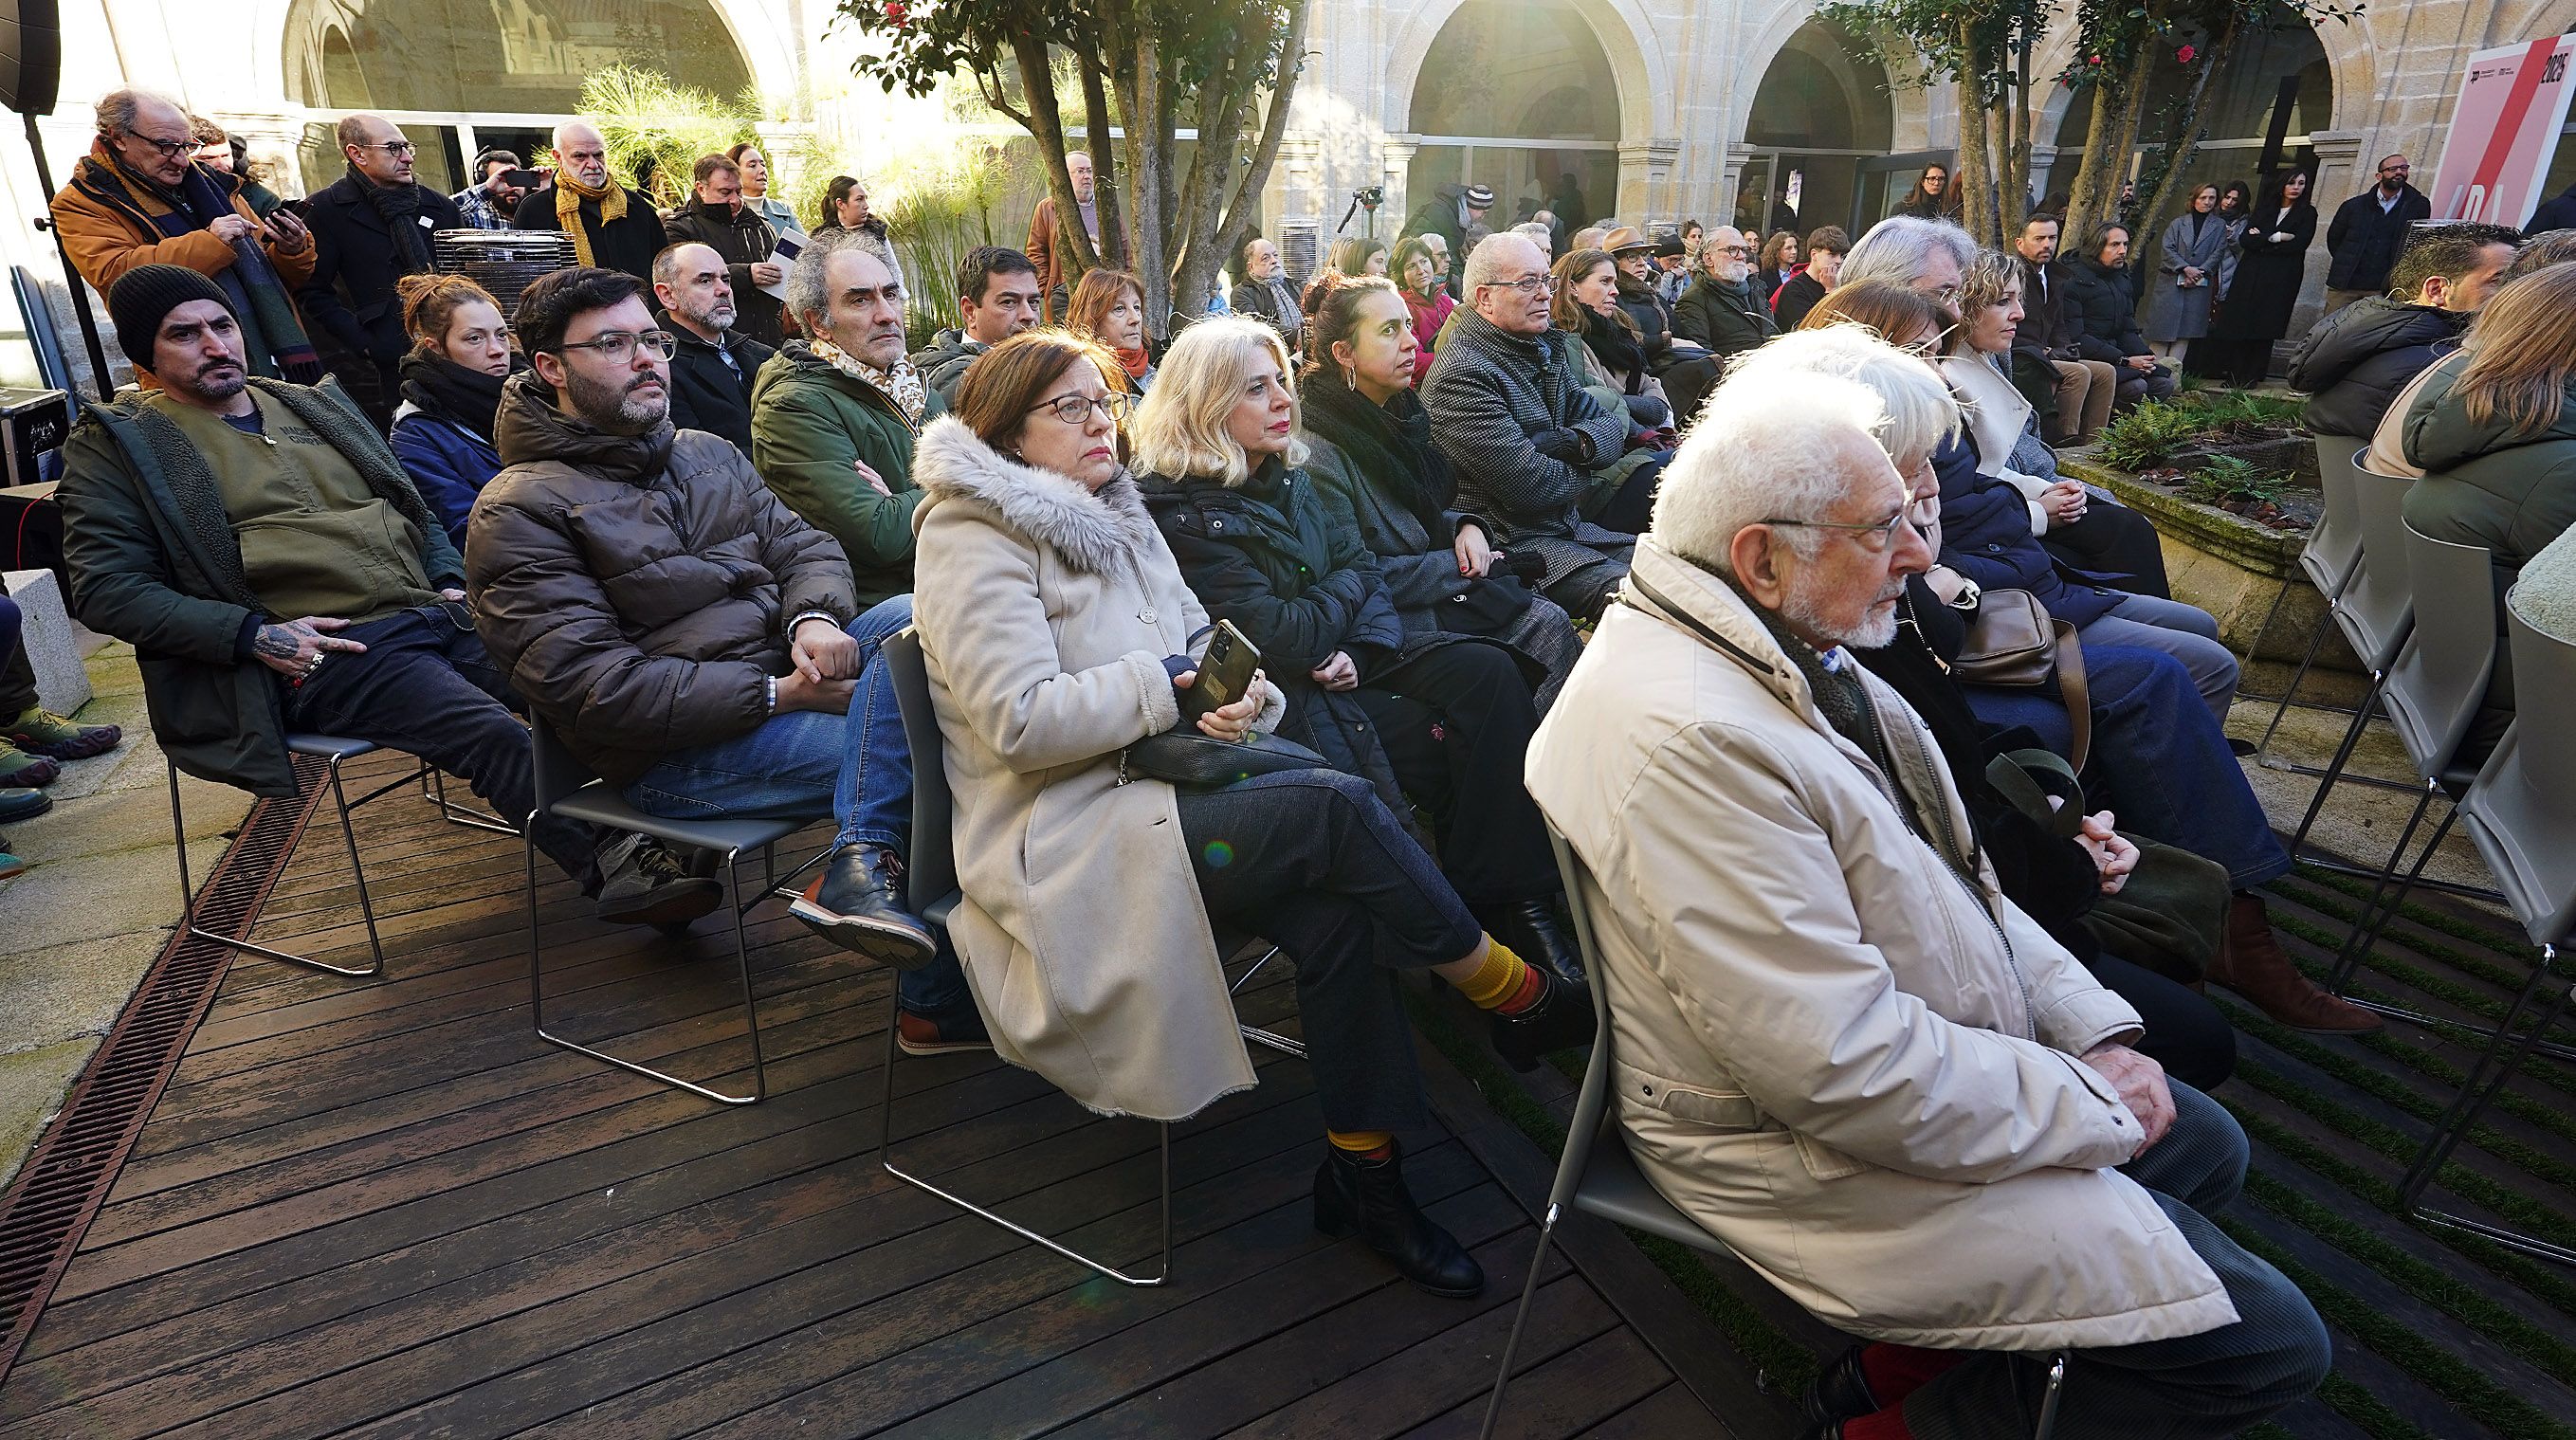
[0, 753, 1751, 1439]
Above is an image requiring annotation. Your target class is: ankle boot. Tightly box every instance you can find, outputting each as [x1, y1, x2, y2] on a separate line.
[1799, 1345, 1880, 1428]
[1489, 965, 1597, 1072]
[2206, 894, 2383, 1034]
[1477, 897, 1584, 984]
[1312, 1139, 1485, 1298]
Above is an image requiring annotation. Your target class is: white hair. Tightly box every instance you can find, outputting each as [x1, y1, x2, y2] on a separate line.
[1652, 368, 1896, 574]
[551, 118, 603, 152]
[94, 88, 181, 139]
[1722, 325, 1962, 471]
[1841, 216, 1981, 292]
[1463, 233, 1545, 291]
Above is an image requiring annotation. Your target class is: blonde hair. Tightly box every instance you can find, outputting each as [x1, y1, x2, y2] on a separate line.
[1129, 316, 1305, 485]
[2452, 264, 2576, 440]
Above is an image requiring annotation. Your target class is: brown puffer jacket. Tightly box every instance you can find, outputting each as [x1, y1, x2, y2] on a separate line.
[465, 371, 856, 785]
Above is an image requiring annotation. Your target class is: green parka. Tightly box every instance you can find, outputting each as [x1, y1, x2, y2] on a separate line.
[748, 339, 948, 608]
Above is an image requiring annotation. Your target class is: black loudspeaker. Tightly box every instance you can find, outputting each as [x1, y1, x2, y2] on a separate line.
[0, 0, 61, 118]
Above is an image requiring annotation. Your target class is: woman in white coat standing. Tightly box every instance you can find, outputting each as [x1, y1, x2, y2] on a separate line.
[909, 330, 1592, 1299]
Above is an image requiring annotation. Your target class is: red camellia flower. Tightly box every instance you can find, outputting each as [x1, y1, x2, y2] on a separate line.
[886, 0, 907, 23]
[2176, 43, 2197, 64]
[2090, 53, 2102, 64]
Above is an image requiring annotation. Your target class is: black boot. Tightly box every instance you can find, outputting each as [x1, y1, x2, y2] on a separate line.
[1800, 1345, 1879, 1429]
[594, 831, 724, 927]
[1477, 897, 1584, 984]
[790, 843, 937, 968]
[1313, 1139, 1485, 1298]
[1489, 965, 1596, 1072]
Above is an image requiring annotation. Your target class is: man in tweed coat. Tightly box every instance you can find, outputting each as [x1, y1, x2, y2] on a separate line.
[1420, 232, 1648, 620]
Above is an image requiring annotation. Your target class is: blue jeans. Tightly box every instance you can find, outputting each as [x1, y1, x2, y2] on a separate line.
[2079, 592, 2238, 726]
[620, 595, 965, 1014]
[1967, 644, 2291, 890]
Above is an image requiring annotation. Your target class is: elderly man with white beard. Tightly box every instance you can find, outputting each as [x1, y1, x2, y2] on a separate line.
[1525, 354, 2329, 1440]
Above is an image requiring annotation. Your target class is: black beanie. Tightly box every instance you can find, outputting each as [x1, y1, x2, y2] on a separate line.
[108, 264, 235, 371]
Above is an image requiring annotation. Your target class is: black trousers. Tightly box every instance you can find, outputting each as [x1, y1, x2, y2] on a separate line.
[1353, 642, 1558, 905]
[1656, 354, 1724, 431]
[0, 574, 34, 720]
[1177, 768, 1484, 1133]
[2084, 952, 2236, 1092]
[1592, 457, 1667, 536]
[2040, 502, 2172, 599]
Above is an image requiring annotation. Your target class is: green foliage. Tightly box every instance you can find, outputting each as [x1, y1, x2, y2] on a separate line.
[880, 144, 1031, 337]
[539, 65, 757, 210]
[2183, 453, 2289, 506]
[2093, 400, 2205, 470]
[2184, 387, 2308, 432]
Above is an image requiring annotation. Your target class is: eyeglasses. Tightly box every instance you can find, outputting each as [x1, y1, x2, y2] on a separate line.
[1762, 508, 1912, 553]
[1481, 276, 1556, 296]
[359, 140, 416, 158]
[124, 130, 192, 159]
[1027, 391, 1131, 426]
[1710, 245, 1753, 258]
[556, 330, 677, 363]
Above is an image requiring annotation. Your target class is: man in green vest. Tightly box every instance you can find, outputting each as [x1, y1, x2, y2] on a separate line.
[56, 264, 712, 927]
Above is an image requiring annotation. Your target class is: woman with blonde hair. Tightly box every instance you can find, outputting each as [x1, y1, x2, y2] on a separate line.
[387, 271, 515, 546]
[1325, 235, 1389, 279]
[916, 327, 1589, 1297]
[1135, 316, 1590, 990]
[1064, 266, 1154, 394]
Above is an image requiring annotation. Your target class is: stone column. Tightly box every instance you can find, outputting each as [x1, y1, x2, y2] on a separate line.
[1379, 137, 1419, 242]
[755, 120, 820, 205]
[2300, 129, 2364, 325]
[1616, 138, 1681, 223]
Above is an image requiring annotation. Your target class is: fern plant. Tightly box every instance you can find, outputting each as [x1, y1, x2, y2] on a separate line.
[2184, 454, 2289, 508]
[2093, 401, 2203, 471]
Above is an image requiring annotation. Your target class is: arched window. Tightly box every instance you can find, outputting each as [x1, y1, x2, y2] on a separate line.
[2048, 4, 2333, 209]
[1406, 0, 1624, 234]
[1736, 21, 1894, 241]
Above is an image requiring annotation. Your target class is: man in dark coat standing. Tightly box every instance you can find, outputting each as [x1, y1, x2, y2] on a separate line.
[511, 119, 668, 283]
[297, 113, 464, 428]
[660, 154, 784, 346]
[1404, 182, 1494, 259]
[2324, 155, 2431, 313]
[2527, 180, 2576, 235]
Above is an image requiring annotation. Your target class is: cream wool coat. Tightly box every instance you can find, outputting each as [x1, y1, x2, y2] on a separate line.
[910, 415, 1286, 1121]
[1526, 538, 2236, 1351]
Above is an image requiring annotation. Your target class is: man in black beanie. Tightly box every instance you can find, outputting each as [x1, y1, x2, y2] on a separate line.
[60, 265, 716, 928]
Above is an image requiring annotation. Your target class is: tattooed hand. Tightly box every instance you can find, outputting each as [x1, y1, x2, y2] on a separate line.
[252, 616, 368, 678]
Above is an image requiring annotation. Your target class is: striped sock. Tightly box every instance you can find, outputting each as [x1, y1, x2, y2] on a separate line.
[1327, 1129, 1393, 1159]
[1457, 938, 1544, 1012]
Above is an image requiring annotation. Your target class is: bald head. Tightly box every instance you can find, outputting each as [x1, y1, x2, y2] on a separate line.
[1465, 234, 1553, 336]
[554, 121, 609, 190]
[338, 113, 413, 187]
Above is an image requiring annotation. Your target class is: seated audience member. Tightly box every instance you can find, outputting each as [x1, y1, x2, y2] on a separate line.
[1553, 247, 1670, 421]
[0, 577, 119, 791]
[1526, 360, 2329, 1440]
[1299, 275, 1585, 713]
[910, 246, 1043, 405]
[1801, 283, 2367, 1034]
[1508, 222, 1555, 263]
[511, 121, 667, 283]
[1136, 317, 1581, 980]
[58, 266, 684, 922]
[2512, 522, 2576, 646]
[1567, 225, 1610, 254]
[466, 265, 978, 1039]
[2061, 223, 2180, 410]
[2367, 232, 2576, 477]
[911, 328, 1592, 1294]
[1654, 224, 1697, 305]
[298, 113, 467, 426]
[1754, 228, 1800, 306]
[660, 153, 786, 347]
[0, 591, 68, 877]
[1065, 267, 1156, 395]
[1328, 235, 1390, 278]
[54, 89, 320, 382]
[1672, 225, 1778, 364]
[1935, 250, 2174, 594]
[2401, 261, 2576, 756]
[1421, 233, 1650, 621]
[810, 174, 907, 297]
[2291, 222, 2520, 440]
[652, 241, 777, 459]
[1768, 224, 1847, 329]
[751, 228, 943, 611]
[1392, 235, 1456, 364]
[449, 148, 527, 232]
[2004, 213, 2116, 444]
[1605, 228, 1721, 426]
[388, 273, 514, 547]
[1231, 235, 1305, 355]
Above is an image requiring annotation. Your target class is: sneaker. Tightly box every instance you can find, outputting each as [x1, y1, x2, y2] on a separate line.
[0, 743, 57, 788]
[897, 1004, 992, 1056]
[0, 786, 49, 823]
[0, 848, 22, 881]
[7, 707, 120, 761]
[594, 831, 726, 927]
[790, 844, 937, 968]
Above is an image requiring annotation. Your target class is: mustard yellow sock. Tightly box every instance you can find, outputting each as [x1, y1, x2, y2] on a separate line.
[1456, 937, 1535, 1011]
[1328, 1129, 1393, 1155]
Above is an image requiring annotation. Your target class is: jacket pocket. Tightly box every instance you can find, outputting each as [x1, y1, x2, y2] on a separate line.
[1615, 1059, 1758, 1129]
[1790, 1131, 1872, 1182]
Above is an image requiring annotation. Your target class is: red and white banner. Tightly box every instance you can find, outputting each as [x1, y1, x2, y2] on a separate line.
[2429, 33, 2576, 225]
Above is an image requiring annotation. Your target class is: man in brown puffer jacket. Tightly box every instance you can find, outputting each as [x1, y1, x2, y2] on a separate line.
[466, 267, 980, 1047]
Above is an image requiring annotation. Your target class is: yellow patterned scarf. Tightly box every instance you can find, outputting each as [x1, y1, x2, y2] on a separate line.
[810, 334, 928, 428]
[553, 172, 627, 269]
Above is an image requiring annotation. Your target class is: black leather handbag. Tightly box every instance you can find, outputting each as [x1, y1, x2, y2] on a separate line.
[1117, 727, 1329, 788]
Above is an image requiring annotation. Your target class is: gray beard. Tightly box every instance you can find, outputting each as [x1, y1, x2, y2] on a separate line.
[1784, 581, 1901, 650]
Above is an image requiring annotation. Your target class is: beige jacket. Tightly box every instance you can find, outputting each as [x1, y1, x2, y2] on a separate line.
[1936, 349, 2054, 536]
[910, 416, 1285, 1121]
[1526, 538, 2235, 1351]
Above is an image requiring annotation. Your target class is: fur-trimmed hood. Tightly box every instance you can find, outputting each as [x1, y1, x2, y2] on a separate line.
[910, 413, 1160, 578]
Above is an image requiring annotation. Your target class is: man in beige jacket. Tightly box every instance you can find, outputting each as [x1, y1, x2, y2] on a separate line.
[1526, 360, 2328, 1439]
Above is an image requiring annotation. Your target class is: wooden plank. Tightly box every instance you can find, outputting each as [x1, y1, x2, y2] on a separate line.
[1399, 1325, 1676, 1440]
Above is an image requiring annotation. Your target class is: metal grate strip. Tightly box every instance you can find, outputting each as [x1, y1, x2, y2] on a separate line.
[0, 756, 327, 1383]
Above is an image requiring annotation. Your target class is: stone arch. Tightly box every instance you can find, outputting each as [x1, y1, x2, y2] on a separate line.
[1381, 0, 1671, 141]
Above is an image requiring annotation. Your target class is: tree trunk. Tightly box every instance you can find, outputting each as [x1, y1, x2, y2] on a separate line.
[1119, 26, 1174, 329]
[1012, 31, 1098, 279]
[2003, 20, 2036, 235]
[1076, 47, 1127, 273]
[2138, 9, 2243, 249]
[2067, 42, 2157, 243]
[1173, 0, 1308, 331]
[1955, 26, 1998, 248]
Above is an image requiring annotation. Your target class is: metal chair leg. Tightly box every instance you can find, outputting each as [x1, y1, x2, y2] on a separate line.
[1230, 945, 1307, 1059]
[529, 836, 765, 1104]
[171, 756, 387, 977]
[2399, 946, 2576, 1265]
[876, 987, 1172, 1286]
[2033, 1352, 2069, 1440]
[420, 763, 514, 833]
[2252, 615, 2409, 787]
[1477, 1201, 1562, 1440]
[2286, 673, 2384, 857]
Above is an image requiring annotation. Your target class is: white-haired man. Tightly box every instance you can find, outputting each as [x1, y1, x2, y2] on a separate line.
[1526, 355, 2329, 1439]
[511, 120, 667, 282]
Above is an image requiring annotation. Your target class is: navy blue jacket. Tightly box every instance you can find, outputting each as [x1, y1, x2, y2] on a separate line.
[1933, 433, 2123, 627]
[390, 406, 503, 547]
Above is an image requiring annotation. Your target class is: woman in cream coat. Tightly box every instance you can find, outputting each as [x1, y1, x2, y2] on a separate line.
[910, 329, 1591, 1300]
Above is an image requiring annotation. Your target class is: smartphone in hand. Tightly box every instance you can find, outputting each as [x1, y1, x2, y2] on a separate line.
[1181, 619, 1261, 720]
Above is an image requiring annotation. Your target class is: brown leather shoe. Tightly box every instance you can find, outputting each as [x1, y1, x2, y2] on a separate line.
[2207, 894, 2383, 1034]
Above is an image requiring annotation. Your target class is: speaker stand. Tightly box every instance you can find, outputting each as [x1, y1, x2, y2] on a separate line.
[20, 113, 115, 401]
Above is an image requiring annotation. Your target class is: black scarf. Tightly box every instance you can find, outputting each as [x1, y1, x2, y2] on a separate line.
[352, 163, 433, 272]
[1300, 365, 1455, 533]
[398, 351, 508, 444]
[1580, 306, 1647, 383]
